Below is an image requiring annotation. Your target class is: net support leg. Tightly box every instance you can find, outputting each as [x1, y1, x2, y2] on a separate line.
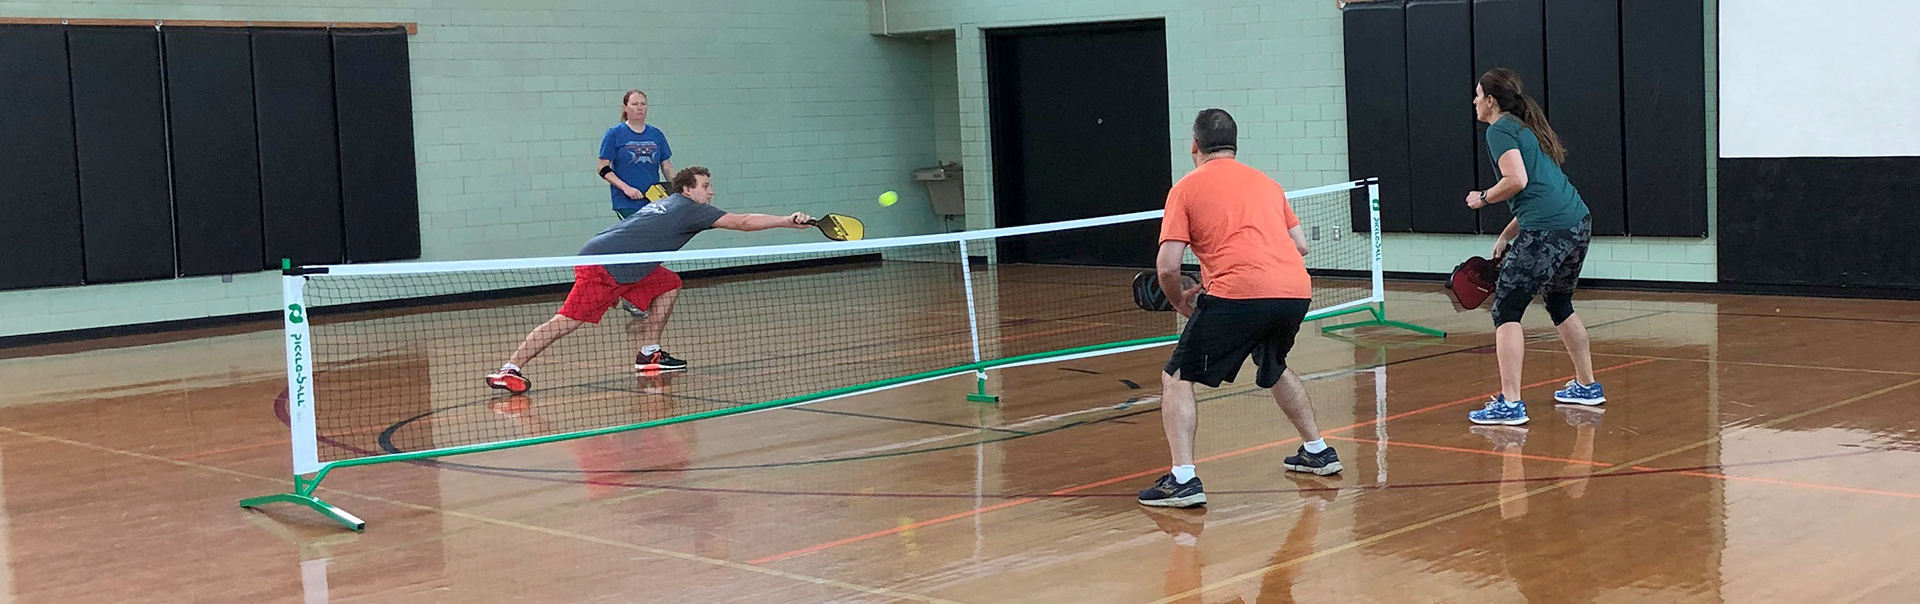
[967, 372, 999, 403]
[1319, 302, 1447, 338]
[240, 472, 365, 532]
[241, 493, 366, 532]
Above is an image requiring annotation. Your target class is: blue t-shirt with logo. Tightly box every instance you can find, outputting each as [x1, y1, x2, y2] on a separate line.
[599, 123, 673, 213]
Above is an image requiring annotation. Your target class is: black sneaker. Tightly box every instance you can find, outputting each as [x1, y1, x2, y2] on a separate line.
[1137, 474, 1207, 508]
[635, 350, 688, 372]
[1283, 445, 1343, 476]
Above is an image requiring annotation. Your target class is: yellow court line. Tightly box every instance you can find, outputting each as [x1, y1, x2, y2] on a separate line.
[1142, 376, 1920, 604]
[0, 427, 974, 604]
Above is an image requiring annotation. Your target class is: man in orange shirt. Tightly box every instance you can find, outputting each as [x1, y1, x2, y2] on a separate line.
[1139, 109, 1342, 509]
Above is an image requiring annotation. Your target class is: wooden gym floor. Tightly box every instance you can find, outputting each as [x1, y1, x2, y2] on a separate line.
[1, 270, 1918, 603]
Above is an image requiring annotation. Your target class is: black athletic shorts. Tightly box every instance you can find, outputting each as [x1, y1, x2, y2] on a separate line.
[1164, 296, 1311, 389]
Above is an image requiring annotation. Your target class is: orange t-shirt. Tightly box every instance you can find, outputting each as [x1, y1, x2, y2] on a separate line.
[1158, 158, 1310, 300]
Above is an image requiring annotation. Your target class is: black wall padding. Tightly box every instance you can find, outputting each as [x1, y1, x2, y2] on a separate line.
[252, 28, 344, 267]
[1404, 0, 1479, 233]
[332, 28, 420, 263]
[1470, 0, 1544, 233]
[1545, 0, 1626, 236]
[1621, 0, 1707, 237]
[1343, 1, 1413, 233]
[165, 28, 264, 277]
[1719, 158, 1920, 290]
[68, 27, 177, 284]
[0, 26, 86, 291]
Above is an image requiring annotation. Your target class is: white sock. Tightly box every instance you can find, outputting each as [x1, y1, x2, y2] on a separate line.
[640, 345, 661, 356]
[1171, 465, 1197, 483]
[1173, 533, 1198, 546]
[500, 363, 521, 373]
[1303, 439, 1328, 454]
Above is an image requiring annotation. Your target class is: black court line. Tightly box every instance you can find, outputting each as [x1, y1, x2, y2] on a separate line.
[790, 407, 1031, 435]
[359, 445, 1891, 501]
[1712, 310, 1920, 326]
[565, 374, 1029, 435]
[1508, 300, 1920, 327]
[1523, 310, 1672, 343]
[343, 307, 1683, 481]
[367, 330, 1449, 475]
[650, 302, 1149, 376]
[571, 380, 1030, 434]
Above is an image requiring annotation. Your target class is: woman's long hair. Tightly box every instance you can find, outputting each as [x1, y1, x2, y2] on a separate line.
[1479, 68, 1565, 164]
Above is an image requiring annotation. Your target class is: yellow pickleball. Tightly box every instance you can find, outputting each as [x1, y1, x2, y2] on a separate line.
[878, 190, 898, 207]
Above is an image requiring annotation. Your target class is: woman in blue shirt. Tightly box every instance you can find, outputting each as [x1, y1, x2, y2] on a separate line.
[1463, 68, 1604, 426]
[597, 89, 677, 317]
[597, 89, 676, 220]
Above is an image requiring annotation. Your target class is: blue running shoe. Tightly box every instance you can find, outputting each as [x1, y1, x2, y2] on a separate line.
[1138, 474, 1207, 508]
[1553, 379, 1606, 405]
[1468, 395, 1529, 425]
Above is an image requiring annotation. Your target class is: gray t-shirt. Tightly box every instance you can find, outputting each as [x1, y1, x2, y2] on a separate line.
[578, 193, 728, 283]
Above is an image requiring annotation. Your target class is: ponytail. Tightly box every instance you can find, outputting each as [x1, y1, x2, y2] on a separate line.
[1479, 69, 1566, 164]
[1514, 95, 1566, 164]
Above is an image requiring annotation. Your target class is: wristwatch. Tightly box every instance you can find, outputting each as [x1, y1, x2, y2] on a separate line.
[1476, 190, 1487, 206]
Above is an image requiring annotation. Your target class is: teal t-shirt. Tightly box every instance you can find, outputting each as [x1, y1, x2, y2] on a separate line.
[1486, 115, 1589, 230]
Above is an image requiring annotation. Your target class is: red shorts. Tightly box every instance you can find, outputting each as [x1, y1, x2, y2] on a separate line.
[558, 266, 681, 323]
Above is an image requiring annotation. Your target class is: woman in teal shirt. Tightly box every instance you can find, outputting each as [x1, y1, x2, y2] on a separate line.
[1463, 68, 1604, 426]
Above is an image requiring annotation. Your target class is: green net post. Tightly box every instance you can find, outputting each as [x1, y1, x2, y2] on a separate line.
[1319, 180, 1445, 338]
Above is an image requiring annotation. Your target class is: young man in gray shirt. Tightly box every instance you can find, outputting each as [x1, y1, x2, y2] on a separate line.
[487, 167, 814, 393]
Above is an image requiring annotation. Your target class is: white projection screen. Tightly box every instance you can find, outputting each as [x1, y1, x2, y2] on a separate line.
[1719, 0, 1920, 158]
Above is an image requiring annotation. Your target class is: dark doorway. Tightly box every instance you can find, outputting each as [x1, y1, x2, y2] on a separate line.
[987, 20, 1171, 267]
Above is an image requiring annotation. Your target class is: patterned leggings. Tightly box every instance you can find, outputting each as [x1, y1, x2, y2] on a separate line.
[1491, 216, 1592, 326]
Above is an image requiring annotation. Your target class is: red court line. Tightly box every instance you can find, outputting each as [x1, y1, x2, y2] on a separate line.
[747, 357, 1659, 565]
